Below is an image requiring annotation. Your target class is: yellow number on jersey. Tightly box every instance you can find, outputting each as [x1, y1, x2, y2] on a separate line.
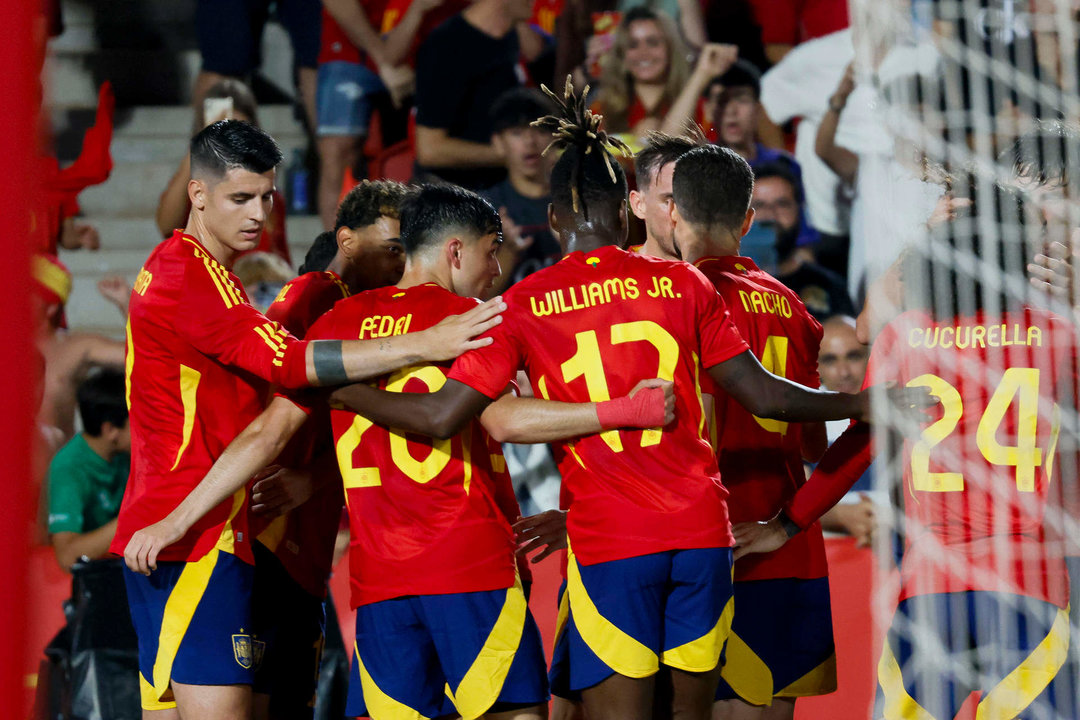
[561, 321, 680, 453]
[905, 369, 1050, 493]
[754, 335, 790, 436]
[906, 374, 965, 492]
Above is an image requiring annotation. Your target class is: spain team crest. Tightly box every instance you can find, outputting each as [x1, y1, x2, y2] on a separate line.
[233, 633, 252, 668]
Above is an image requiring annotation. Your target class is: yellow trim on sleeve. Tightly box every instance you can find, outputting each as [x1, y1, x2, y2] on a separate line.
[355, 644, 432, 720]
[566, 544, 658, 678]
[775, 652, 837, 698]
[449, 574, 529, 720]
[186, 239, 243, 308]
[169, 365, 202, 471]
[717, 630, 773, 706]
[661, 593, 733, 673]
[150, 549, 220, 703]
[878, 640, 936, 720]
[975, 606, 1070, 720]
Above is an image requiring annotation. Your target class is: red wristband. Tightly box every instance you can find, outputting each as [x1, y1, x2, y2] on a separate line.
[596, 387, 666, 430]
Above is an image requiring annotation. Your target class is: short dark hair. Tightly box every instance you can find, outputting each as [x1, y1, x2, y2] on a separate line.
[299, 231, 338, 274]
[190, 120, 283, 180]
[635, 132, 702, 189]
[1006, 120, 1080, 188]
[672, 145, 754, 231]
[753, 161, 801, 202]
[335, 179, 409, 232]
[490, 88, 556, 135]
[77, 368, 128, 437]
[717, 60, 762, 99]
[399, 185, 501, 255]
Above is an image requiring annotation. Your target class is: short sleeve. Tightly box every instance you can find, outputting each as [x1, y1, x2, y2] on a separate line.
[447, 315, 526, 400]
[47, 452, 85, 534]
[688, 267, 750, 368]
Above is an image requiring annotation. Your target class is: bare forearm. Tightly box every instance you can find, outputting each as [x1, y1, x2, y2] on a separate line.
[322, 0, 389, 65]
[660, 72, 710, 136]
[382, 6, 425, 65]
[815, 106, 858, 185]
[306, 336, 428, 386]
[52, 520, 118, 569]
[709, 351, 864, 422]
[481, 396, 601, 443]
[415, 129, 503, 169]
[676, 0, 706, 48]
[331, 380, 492, 439]
[156, 155, 192, 237]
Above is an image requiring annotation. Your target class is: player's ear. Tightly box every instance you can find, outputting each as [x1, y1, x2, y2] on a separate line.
[629, 189, 645, 219]
[446, 237, 463, 268]
[547, 204, 560, 235]
[740, 207, 755, 238]
[337, 226, 357, 258]
[189, 179, 207, 211]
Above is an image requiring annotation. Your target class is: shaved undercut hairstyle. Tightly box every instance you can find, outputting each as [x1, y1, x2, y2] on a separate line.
[190, 119, 283, 181]
[672, 145, 754, 232]
[398, 184, 502, 256]
[534, 79, 631, 221]
[635, 132, 703, 189]
[336, 179, 409, 232]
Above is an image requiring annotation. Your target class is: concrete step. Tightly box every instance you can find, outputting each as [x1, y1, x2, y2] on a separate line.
[78, 161, 178, 216]
[84, 218, 166, 250]
[115, 104, 307, 139]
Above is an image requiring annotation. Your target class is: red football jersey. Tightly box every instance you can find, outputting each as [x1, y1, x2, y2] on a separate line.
[255, 271, 351, 598]
[110, 231, 309, 564]
[697, 255, 828, 582]
[867, 307, 1076, 608]
[303, 283, 520, 608]
[449, 245, 750, 566]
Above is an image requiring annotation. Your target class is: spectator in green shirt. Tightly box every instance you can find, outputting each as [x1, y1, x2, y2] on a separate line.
[47, 368, 130, 571]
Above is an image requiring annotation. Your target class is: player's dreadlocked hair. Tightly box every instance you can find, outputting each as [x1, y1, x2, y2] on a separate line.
[532, 78, 631, 222]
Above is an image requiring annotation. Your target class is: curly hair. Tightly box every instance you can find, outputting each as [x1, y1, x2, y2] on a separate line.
[335, 179, 410, 232]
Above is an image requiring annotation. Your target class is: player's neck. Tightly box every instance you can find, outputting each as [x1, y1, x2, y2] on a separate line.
[641, 236, 679, 261]
[396, 262, 450, 294]
[327, 253, 361, 294]
[184, 214, 237, 268]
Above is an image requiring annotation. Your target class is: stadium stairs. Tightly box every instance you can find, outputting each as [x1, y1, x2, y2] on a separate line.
[49, 0, 322, 339]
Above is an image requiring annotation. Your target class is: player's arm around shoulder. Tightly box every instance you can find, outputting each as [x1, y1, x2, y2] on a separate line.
[123, 395, 309, 575]
[478, 378, 676, 444]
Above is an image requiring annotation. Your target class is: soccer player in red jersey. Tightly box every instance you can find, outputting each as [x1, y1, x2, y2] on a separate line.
[248, 179, 409, 719]
[668, 145, 836, 720]
[114, 120, 504, 720]
[328, 83, 917, 720]
[629, 132, 701, 261]
[735, 188, 1079, 719]
[127, 182, 672, 720]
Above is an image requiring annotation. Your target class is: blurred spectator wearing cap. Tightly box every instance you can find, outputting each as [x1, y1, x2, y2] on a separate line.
[33, 254, 125, 441]
[192, 0, 321, 133]
[155, 79, 291, 265]
[315, 0, 463, 229]
[412, 0, 553, 190]
[588, 8, 738, 145]
[752, 162, 854, 320]
[47, 368, 130, 571]
[480, 88, 559, 295]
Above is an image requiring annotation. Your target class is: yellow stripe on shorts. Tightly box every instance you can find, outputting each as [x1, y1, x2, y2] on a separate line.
[662, 592, 733, 674]
[877, 640, 937, 720]
[776, 652, 837, 698]
[567, 544, 659, 678]
[355, 644, 431, 720]
[976, 605, 1070, 720]
[150, 548, 220, 704]
[718, 629, 774, 707]
[449, 574, 529, 720]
